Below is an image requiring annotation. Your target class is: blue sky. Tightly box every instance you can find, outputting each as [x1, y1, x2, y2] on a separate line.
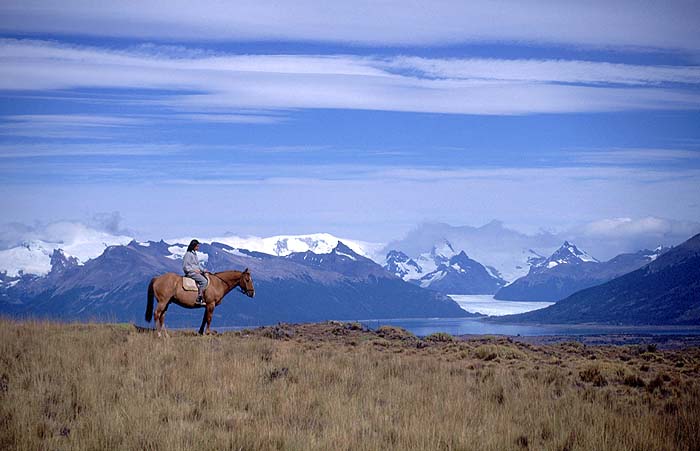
[1, 0, 699, 246]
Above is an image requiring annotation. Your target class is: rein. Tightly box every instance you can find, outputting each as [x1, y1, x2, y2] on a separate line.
[209, 271, 253, 296]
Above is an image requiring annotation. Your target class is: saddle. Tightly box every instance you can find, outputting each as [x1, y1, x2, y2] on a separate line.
[182, 274, 210, 291]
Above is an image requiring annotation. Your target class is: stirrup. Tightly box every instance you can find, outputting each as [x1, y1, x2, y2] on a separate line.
[195, 296, 206, 306]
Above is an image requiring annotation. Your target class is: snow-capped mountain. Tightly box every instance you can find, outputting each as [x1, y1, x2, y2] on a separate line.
[413, 240, 457, 276]
[530, 241, 599, 273]
[417, 251, 507, 294]
[383, 240, 506, 294]
[495, 241, 668, 302]
[167, 233, 383, 261]
[0, 233, 133, 277]
[285, 242, 387, 279]
[384, 240, 456, 281]
[0, 231, 381, 280]
[384, 250, 422, 280]
[383, 221, 561, 282]
[49, 249, 80, 274]
[382, 219, 697, 282]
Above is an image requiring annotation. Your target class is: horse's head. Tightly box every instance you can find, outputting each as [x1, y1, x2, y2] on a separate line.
[240, 268, 255, 298]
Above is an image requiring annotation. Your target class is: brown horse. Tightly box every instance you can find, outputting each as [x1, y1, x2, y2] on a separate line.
[146, 269, 255, 336]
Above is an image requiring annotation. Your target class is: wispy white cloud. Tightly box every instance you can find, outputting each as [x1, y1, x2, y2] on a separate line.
[385, 57, 700, 86]
[0, 142, 184, 158]
[0, 114, 147, 139]
[0, 1, 698, 52]
[363, 166, 700, 184]
[1, 39, 699, 116]
[1, 114, 141, 126]
[563, 216, 700, 259]
[572, 216, 699, 239]
[175, 113, 287, 124]
[0, 216, 133, 250]
[571, 148, 700, 164]
[0, 111, 285, 140]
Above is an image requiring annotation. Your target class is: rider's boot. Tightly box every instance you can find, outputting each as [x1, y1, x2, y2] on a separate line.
[195, 290, 206, 306]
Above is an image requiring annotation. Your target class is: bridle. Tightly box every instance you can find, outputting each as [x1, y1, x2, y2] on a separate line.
[239, 285, 255, 296]
[209, 271, 254, 296]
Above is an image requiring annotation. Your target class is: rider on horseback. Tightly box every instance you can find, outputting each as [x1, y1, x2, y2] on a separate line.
[183, 239, 207, 306]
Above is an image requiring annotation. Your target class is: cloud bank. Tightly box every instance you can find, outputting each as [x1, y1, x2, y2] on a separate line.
[0, 219, 134, 276]
[1, 40, 699, 117]
[388, 216, 700, 271]
[566, 217, 700, 259]
[0, 214, 133, 251]
[2, 163, 698, 244]
[1, 1, 698, 52]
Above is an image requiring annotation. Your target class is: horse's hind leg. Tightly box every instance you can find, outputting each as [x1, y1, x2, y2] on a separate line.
[154, 301, 169, 338]
[204, 304, 215, 335]
[153, 303, 162, 337]
[159, 309, 170, 338]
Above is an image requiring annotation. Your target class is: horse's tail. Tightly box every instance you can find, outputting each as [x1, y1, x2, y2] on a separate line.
[146, 278, 156, 322]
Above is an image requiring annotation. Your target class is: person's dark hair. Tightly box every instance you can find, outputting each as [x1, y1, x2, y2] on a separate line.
[187, 239, 200, 253]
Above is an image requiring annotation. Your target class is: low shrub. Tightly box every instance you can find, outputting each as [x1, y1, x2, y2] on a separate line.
[623, 374, 646, 388]
[474, 345, 498, 361]
[474, 344, 525, 361]
[425, 332, 454, 343]
[580, 366, 607, 386]
[266, 367, 289, 382]
[647, 375, 664, 392]
[376, 326, 415, 341]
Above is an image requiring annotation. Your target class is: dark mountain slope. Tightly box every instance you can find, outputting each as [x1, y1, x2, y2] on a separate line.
[495, 242, 663, 302]
[496, 234, 700, 325]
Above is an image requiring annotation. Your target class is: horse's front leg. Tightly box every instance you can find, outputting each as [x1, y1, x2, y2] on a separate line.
[198, 308, 207, 335]
[205, 303, 215, 335]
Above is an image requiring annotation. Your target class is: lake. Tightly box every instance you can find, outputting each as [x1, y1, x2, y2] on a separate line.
[448, 294, 554, 316]
[212, 295, 700, 337]
[357, 317, 700, 337]
[354, 295, 700, 337]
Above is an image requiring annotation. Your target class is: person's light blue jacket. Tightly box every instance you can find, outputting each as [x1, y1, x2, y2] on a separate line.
[182, 250, 202, 274]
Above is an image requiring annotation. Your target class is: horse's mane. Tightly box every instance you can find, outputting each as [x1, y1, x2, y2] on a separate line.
[208, 270, 244, 287]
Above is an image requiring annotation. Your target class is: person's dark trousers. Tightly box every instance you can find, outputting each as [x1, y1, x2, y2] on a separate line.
[186, 272, 208, 299]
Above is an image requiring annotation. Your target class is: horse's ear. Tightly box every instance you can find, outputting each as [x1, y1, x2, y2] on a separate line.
[244, 267, 249, 273]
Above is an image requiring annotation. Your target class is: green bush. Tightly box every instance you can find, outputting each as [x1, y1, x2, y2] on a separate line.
[425, 332, 454, 342]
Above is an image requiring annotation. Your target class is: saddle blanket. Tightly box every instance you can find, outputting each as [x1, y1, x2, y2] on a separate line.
[182, 275, 209, 291]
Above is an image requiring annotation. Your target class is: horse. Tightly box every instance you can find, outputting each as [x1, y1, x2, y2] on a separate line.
[146, 268, 255, 337]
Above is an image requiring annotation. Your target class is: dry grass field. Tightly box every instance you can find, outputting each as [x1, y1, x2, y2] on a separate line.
[1, 319, 699, 451]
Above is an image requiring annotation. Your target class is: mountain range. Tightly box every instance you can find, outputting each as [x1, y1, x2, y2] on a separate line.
[0, 232, 379, 278]
[495, 233, 700, 325]
[383, 240, 506, 294]
[0, 239, 472, 327]
[1, 226, 699, 327]
[384, 221, 559, 282]
[383, 220, 700, 281]
[494, 241, 666, 301]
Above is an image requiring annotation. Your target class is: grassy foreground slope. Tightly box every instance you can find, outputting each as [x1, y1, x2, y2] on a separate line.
[1, 319, 699, 451]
